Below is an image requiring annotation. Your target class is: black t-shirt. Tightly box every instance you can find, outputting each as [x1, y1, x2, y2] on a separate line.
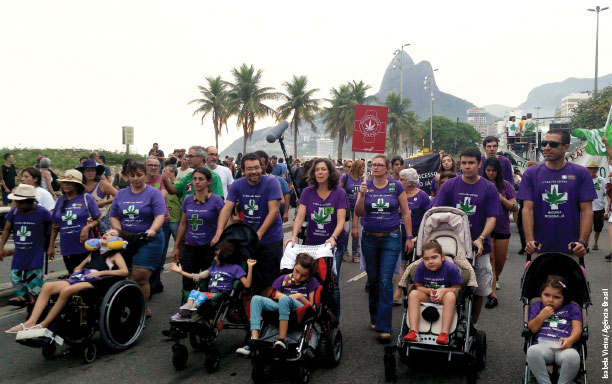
[2, 164, 17, 189]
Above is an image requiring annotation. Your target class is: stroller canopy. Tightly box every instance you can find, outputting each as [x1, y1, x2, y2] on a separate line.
[218, 223, 259, 261]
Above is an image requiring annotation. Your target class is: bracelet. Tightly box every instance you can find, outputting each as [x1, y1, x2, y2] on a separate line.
[330, 235, 338, 241]
[478, 235, 485, 241]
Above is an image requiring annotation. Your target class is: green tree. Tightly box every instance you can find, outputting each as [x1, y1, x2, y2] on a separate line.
[188, 76, 229, 150]
[384, 93, 419, 156]
[419, 116, 481, 154]
[277, 75, 321, 159]
[226, 64, 281, 154]
[570, 86, 612, 129]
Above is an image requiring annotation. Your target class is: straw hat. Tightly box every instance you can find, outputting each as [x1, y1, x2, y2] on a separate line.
[8, 184, 39, 201]
[586, 162, 599, 168]
[57, 169, 84, 185]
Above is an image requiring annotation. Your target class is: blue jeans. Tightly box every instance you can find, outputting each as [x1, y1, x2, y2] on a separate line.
[169, 221, 179, 241]
[333, 243, 347, 320]
[149, 222, 170, 288]
[361, 231, 401, 333]
[250, 295, 303, 331]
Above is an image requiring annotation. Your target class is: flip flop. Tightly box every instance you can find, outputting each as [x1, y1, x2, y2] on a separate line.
[5, 323, 28, 334]
[7, 298, 27, 307]
[352, 257, 360, 263]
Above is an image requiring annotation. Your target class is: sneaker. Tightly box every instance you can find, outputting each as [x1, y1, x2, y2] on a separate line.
[273, 339, 287, 349]
[495, 280, 500, 290]
[403, 331, 419, 342]
[605, 254, 611, 261]
[236, 343, 254, 356]
[170, 313, 183, 321]
[592, 244, 599, 250]
[484, 296, 498, 309]
[436, 333, 449, 345]
[179, 304, 195, 317]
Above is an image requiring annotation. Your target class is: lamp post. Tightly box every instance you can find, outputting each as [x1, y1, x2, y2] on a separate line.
[587, 6, 609, 94]
[424, 68, 439, 152]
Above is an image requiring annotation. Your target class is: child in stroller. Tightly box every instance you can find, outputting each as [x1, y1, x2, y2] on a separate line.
[236, 252, 318, 355]
[168, 240, 256, 321]
[526, 275, 582, 384]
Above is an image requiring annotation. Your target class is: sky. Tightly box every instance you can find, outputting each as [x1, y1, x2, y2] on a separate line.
[1, 0, 611, 155]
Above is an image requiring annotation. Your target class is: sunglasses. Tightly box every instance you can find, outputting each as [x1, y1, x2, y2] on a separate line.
[541, 140, 562, 148]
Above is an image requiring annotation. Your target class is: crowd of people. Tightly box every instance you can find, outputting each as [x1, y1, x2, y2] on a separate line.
[0, 132, 607, 381]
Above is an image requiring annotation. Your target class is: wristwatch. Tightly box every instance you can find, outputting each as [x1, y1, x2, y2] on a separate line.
[478, 235, 486, 241]
[577, 240, 589, 250]
[331, 235, 338, 241]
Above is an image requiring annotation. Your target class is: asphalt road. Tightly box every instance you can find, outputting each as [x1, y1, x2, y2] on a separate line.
[0, 222, 610, 384]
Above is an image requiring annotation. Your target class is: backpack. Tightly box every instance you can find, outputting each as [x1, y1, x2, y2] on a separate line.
[49, 169, 60, 192]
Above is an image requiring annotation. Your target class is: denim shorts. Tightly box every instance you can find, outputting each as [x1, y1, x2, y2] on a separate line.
[132, 231, 165, 271]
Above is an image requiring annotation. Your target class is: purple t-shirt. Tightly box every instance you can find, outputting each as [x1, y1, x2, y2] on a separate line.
[433, 176, 502, 255]
[362, 179, 405, 233]
[491, 180, 516, 235]
[226, 175, 283, 244]
[413, 259, 462, 289]
[340, 173, 362, 210]
[181, 194, 225, 246]
[207, 264, 246, 292]
[6, 205, 51, 270]
[479, 154, 515, 186]
[52, 194, 101, 256]
[528, 301, 582, 344]
[406, 189, 431, 236]
[517, 163, 596, 253]
[110, 185, 166, 233]
[299, 186, 348, 247]
[272, 273, 320, 296]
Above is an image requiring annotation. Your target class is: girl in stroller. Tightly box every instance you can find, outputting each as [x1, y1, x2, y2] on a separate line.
[526, 275, 582, 384]
[6, 229, 128, 333]
[236, 253, 318, 355]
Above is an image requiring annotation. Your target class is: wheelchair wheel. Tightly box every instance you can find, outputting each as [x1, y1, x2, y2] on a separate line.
[82, 342, 97, 364]
[99, 280, 145, 351]
[320, 328, 342, 368]
[172, 344, 189, 370]
[295, 365, 311, 384]
[204, 346, 221, 373]
[475, 330, 487, 370]
[42, 343, 56, 360]
[464, 344, 478, 384]
[383, 352, 396, 382]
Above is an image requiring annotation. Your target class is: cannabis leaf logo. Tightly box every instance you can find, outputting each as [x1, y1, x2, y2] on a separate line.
[123, 204, 139, 219]
[17, 226, 31, 241]
[209, 273, 224, 287]
[372, 198, 389, 212]
[311, 207, 331, 229]
[426, 283, 442, 290]
[244, 199, 258, 215]
[456, 197, 476, 215]
[542, 185, 568, 210]
[61, 210, 77, 225]
[187, 214, 203, 231]
[595, 182, 601, 191]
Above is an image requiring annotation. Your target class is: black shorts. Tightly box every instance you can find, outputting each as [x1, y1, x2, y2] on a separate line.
[491, 232, 511, 240]
[253, 240, 283, 293]
[593, 209, 605, 233]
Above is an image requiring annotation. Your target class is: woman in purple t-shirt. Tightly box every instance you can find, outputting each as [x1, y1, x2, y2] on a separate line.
[110, 161, 166, 317]
[78, 159, 117, 233]
[354, 154, 413, 342]
[339, 159, 365, 263]
[483, 157, 517, 309]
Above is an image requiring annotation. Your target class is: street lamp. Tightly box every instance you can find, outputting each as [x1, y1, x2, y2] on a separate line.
[424, 68, 439, 152]
[587, 6, 609, 94]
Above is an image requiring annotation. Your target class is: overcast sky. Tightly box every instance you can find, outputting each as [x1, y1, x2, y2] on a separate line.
[1, 0, 611, 155]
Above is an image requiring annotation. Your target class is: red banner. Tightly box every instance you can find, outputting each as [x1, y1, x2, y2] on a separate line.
[352, 105, 388, 153]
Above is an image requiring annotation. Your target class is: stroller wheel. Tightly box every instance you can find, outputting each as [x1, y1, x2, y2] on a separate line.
[204, 346, 221, 373]
[82, 342, 97, 364]
[42, 343, 56, 360]
[172, 343, 189, 370]
[475, 330, 487, 370]
[251, 356, 267, 383]
[320, 328, 342, 368]
[383, 352, 396, 382]
[464, 347, 478, 384]
[295, 365, 311, 384]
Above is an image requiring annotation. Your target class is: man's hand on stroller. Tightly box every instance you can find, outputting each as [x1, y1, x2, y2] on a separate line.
[569, 241, 588, 258]
[145, 229, 156, 238]
[473, 238, 484, 257]
[525, 240, 541, 255]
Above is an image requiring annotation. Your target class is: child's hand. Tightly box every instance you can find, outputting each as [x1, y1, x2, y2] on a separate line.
[539, 305, 555, 319]
[290, 293, 303, 300]
[559, 337, 574, 350]
[169, 263, 182, 273]
[247, 259, 257, 267]
[85, 270, 101, 278]
[430, 289, 440, 302]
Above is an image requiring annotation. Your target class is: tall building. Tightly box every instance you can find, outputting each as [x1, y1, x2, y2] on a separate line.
[467, 108, 488, 136]
[554, 93, 590, 121]
[316, 138, 334, 158]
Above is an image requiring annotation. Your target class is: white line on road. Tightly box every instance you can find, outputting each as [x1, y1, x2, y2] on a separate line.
[346, 271, 367, 282]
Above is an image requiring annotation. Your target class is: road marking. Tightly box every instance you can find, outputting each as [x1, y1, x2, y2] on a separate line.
[347, 271, 367, 282]
[0, 307, 26, 320]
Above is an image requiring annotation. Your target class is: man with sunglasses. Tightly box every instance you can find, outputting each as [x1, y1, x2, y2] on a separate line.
[164, 145, 223, 200]
[517, 129, 596, 257]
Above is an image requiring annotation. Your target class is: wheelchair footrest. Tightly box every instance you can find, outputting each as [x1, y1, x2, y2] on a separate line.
[16, 328, 64, 347]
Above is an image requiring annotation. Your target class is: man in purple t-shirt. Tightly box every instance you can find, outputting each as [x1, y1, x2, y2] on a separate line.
[517, 129, 596, 257]
[480, 136, 515, 186]
[212, 153, 284, 296]
[433, 147, 502, 325]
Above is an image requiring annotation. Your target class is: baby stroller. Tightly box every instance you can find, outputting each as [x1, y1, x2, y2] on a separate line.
[250, 243, 342, 384]
[15, 232, 149, 364]
[168, 223, 257, 373]
[521, 251, 590, 384]
[385, 206, 487, 383]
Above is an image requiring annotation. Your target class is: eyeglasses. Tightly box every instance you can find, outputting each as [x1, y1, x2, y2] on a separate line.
[541, 140, 562, 148]
[185, 154, 202, 158]
[146, 164, 160, 168]
[371, 163, 386, 168]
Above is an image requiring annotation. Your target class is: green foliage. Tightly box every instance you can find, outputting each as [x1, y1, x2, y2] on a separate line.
[418, 116, 481, 154]
[570, 86, 612, 129]
[189, 75, 230, 150]
[384, 93, 419, 156]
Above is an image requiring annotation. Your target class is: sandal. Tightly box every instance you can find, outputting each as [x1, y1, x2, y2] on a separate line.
[5, 323, 28, 333]
[352, 256, 360, 263]
[7, 298, 27, 307]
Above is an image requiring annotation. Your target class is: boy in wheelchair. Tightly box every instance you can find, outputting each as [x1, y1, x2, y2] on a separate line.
[6, 229, 128, 334]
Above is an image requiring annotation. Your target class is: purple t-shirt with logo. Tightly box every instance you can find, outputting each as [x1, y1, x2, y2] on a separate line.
[362, 179, 405, 233]
[299, 186, 348, 247]
[517, 163, 596, 253]
[52, 194, 101, 255]
[433, 176, 502, 255]
[6, 205, 51, 270]
[479, 154, 515, 186]
[207, 264, 246, 292]
[340, 173, 362, 210]
[272, 273, 320, 296]
[413, 259, 463, 289]
[528, 301, 582, 344]
[226, 175, 283, 244]
[406, 189, 431, 236]
[181, 194, 225, 246]
[492, 180, 516, 235]
[110, 185, 166, 233]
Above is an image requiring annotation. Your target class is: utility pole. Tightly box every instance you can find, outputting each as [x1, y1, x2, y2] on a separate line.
[588, 6, 609, 94]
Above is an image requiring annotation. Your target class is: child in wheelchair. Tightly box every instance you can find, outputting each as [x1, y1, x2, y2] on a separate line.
[6, 229, 128, 334]
[168, 240, 256, 321]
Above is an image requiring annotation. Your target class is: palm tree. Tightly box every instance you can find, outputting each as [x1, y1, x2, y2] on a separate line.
[226, 64, 281, 154]
[384, 93, 419, 156]
[277, 75, 321, 159]
[188, 76, 229, 150]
